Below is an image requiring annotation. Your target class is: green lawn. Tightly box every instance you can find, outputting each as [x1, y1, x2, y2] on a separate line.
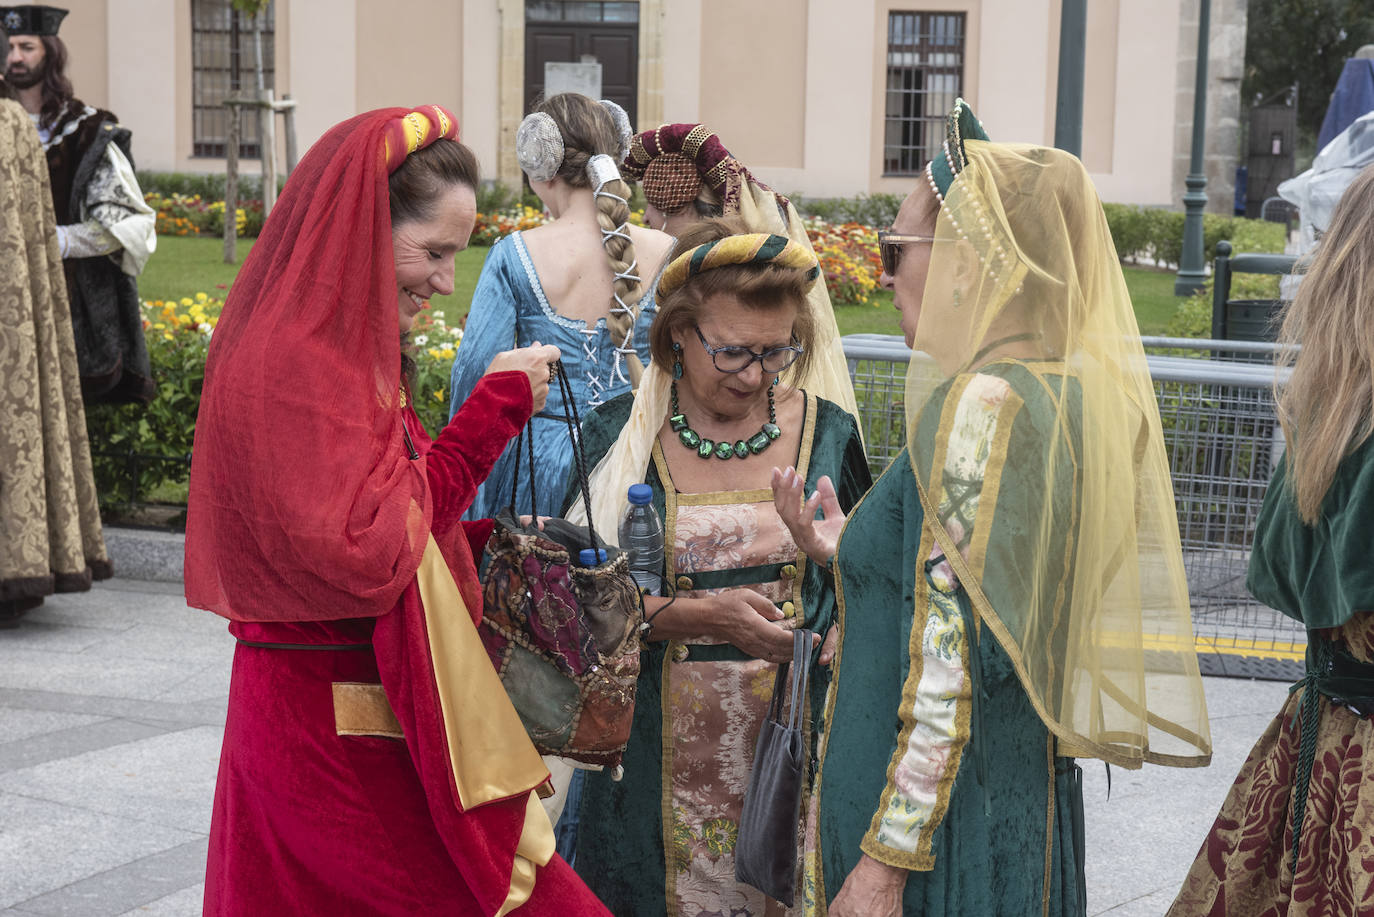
[138, 236, 1180, 335]
[139, 235, 256, 301]
[1122, 265, 1182, 335]
[140, 236, 491, 319]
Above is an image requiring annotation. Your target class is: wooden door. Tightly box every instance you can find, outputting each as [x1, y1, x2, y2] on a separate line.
[524, 4, 638, 122]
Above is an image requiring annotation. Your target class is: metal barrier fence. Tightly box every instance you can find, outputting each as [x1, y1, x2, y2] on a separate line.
[842, 334, 1304, 680]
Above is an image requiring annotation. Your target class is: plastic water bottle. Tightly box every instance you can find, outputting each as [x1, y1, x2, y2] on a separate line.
[577, 548, 608, 566]
[618, 483, 664, 596]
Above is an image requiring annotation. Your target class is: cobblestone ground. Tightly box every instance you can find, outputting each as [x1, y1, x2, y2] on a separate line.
[0, 578, 1291, 916]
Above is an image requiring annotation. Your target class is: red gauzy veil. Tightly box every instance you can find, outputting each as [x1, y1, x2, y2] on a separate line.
[185, 106, 460, 622]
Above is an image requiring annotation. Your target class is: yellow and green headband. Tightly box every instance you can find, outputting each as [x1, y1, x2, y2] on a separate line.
[658, 233, 821, 297]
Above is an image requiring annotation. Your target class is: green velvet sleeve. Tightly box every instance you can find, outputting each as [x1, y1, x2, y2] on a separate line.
[802, 398, 873, 644]
[559, 392, 636, 518]
[1248, 436, 1374, 630]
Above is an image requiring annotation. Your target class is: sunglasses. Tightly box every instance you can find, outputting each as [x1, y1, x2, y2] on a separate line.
[877, 230, 937, 276]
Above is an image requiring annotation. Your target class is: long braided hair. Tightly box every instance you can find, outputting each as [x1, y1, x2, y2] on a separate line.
[535, 94, 645, 386]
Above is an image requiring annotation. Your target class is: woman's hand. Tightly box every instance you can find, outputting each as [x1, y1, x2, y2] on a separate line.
[829, 854, 907, 917]
[819, 624, 838, 666]
[485, 342, 561, 414]
[771, 467, 845, 566]
[710, 589, 818, 664]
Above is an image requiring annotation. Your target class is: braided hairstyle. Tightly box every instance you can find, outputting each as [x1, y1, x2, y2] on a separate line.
[535, 93, 645, 386]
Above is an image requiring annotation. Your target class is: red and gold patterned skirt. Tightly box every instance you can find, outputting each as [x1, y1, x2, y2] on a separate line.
[1168, 613, 1374, 916]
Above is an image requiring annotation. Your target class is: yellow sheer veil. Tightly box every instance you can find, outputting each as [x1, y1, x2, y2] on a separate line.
[905, 140, 1211, 768]
[569, 168, 859, 536]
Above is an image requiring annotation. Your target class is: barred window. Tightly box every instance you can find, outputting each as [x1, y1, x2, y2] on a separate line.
[191, 0, 275, 159]
[884, 11, 965, 176]
[526, 1, 639, 22]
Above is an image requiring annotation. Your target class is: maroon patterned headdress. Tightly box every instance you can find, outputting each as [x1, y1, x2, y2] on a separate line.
[622, 123, 782, 215]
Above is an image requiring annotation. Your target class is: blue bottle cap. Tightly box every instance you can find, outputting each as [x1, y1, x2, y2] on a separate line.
[578, 547, 608, 566]
[627, 483, 653, 505]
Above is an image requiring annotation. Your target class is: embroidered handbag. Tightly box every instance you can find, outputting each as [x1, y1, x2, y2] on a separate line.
[477, 363, 643, 768]
[735, 627, 814, 906]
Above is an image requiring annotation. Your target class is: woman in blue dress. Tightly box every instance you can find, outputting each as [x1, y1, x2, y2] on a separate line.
[449, 93, 674, 520]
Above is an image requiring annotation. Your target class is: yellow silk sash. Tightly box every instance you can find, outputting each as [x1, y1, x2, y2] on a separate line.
[414, 535, 554, 912]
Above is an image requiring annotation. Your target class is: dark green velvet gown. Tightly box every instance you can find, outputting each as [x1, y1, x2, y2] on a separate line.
[566, 390, 870, 915]
[817, 361, 1083, 916]
[1169, 437, 1374, 914]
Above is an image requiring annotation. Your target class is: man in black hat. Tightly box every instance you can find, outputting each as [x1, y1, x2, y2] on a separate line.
[4, 4, 155, 403]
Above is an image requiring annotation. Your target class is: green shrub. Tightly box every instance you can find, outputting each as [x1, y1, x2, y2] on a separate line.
[1165, 287, 1214, 338]
[1101, 204, 1287, 271]
[1229, 217, 1287, 256]
[475, 181, 522, 214]
[1163, 222, 1288, 338]
[793, 193, 903, 228]
[85, 296, 464, 509]
[86, 297, 214, 506]
[137, 170, 282, 201]
[1102, 203, 1149, 261]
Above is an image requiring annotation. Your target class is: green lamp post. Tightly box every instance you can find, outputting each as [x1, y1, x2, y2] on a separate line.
[1176, 0, 1213, 295]
[1054, 0, 1087, 156]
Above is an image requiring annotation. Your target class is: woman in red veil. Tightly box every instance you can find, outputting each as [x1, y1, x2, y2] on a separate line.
[184, 105, 610, 916]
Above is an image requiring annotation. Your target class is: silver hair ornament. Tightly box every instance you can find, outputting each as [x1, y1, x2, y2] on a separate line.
[586, 153, 622, 190]
[516, 112, 564, 183]
[599, 99, 633, 162]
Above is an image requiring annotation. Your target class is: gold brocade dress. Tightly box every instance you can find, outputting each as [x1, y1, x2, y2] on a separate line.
[570, 390, 871, 916]
[653, 439, 809, 916]
[0, 98, 110, 619]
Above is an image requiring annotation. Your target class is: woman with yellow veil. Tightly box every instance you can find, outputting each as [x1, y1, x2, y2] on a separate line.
[773, 101, 1212, 915]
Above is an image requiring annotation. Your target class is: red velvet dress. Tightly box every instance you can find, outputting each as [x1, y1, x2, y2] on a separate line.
[203, 373, 609, 916]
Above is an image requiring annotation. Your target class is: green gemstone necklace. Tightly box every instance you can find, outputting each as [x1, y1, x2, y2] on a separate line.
[669, 380, 782, 460]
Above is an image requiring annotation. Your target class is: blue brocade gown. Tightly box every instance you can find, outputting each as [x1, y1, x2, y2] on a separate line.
[448, 230, 664, 520]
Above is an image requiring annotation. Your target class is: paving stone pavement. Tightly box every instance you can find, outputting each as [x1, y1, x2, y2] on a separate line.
[0, 577, 1293, 916]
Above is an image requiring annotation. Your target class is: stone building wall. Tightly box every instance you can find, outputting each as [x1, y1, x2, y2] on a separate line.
[1173, 0, 1250, 215]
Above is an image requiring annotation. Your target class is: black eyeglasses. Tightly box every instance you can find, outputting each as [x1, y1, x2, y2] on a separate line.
[693, 326, 804, 374]
[877, 229, 937, 276]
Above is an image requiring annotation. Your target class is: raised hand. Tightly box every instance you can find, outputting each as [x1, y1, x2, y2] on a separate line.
[485, 341, 561, 413]
[771, 467, 845, 566]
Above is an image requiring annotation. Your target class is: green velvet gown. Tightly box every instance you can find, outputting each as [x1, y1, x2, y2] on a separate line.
[1169, 437, 1374, 915]
[816, 361, 1083, 916]
[568, 390, 871, 915]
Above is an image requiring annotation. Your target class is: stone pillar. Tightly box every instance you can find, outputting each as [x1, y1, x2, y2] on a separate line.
[637, 0, 666, 129]
[497, 0, 525, 189]
[1173, 0, 1249, 216]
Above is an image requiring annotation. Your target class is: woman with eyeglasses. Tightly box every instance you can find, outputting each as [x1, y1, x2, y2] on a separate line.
[622, 122, 861, 421]
[562, 215, 871, 914]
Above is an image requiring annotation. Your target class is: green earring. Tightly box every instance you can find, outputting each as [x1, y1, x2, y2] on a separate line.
[672, 342, 683, 379]
[952, 289, 963, 309]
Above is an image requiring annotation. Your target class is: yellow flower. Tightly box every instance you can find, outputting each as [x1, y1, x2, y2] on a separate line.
[152, 322, 166, 330]
[427, 348, 441, 358]
[439, 347, 455, 359]
[432, 390, 444, 401]
[196, 292, 208, 302]
[179, 297, 192, 307]
[163, 332, 174, 340]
